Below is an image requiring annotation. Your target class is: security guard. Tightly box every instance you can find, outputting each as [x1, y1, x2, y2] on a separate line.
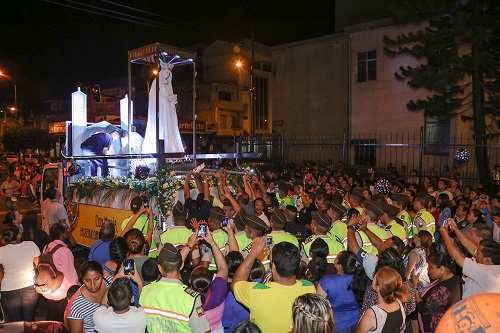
[283, 205, 309, 245]
[236, 213, 271, 268]
[276, 182, 294, 209]
[140, 243, 210, 333]
[301, 211, 343, 263]
[392, 193, 416, 238]
[201, 207, 228, 271]
[159, 201, 199, 280]
[349, 189, 365, 214]
[327, 200, 348, 248]
[413, 192, 436, 236]
[232, 209, 252, 251]
[355, 200, 389, 255]
[268, 209, 299, 247]
[159, 201, 192, 247]
[378, 201, 409, 245]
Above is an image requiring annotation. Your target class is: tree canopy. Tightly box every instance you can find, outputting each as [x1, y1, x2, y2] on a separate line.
[384, 0, 500, 189]
[2, 126, 54, 153]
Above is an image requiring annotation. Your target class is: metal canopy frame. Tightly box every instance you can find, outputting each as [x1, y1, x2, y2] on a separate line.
[127, 42, 197, 164]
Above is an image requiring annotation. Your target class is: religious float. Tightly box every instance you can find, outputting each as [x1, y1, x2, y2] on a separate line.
[41, 43, 259, 248]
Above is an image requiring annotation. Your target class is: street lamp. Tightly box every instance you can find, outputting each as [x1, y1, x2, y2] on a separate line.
[235, 59, 255, 148]
[0, 72, 17, 112]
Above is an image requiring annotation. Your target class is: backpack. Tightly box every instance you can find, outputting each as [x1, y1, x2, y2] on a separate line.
[34, 244, 65, 295]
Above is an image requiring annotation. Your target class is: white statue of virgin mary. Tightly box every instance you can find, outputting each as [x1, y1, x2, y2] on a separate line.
[142, 62, 184, 154]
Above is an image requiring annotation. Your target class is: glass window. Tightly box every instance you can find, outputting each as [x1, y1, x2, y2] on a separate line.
[218, 91, 232, 101]
[357, 50, 377, 82]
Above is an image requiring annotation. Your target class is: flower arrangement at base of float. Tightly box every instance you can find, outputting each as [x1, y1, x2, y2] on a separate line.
[69, 167, 184, 217]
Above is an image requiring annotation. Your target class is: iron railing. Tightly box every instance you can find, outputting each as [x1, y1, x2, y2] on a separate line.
[237, 128, 500, 187]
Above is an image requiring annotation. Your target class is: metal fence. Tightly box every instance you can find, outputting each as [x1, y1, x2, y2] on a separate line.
[239, 129, 500, 187]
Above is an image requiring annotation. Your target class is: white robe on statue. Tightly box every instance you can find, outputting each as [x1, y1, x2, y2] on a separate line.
[142, 63, 184, 154]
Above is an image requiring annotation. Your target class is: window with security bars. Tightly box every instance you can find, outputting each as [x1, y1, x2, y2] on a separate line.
[424, 112, 450, 155]
[357, 50, 377, 82]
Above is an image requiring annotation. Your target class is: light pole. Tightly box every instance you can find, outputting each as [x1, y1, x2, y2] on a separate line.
[0, 72, 17, 112]
[235, 60, 255, 150]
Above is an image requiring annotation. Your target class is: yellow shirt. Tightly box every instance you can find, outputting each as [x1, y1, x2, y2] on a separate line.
[233, 280, 316, 333]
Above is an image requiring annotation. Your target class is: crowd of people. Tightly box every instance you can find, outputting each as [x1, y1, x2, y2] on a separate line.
[0, 158, 50, 210]
[0, 159, 499, 333]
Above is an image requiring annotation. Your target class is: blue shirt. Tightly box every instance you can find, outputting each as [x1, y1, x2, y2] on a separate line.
[88, 239, 111, 268]
[319, 274, 360, 331]
[222, 289, 250, 333]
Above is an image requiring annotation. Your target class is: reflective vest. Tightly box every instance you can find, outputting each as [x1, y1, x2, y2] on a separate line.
[148, 237, 158, 258]
[235, 231, 252, 251]
[399, 210, 416, 238]
[159, 227, 192, 247]
[385, 221, 408, 244]
[414, 210, 436, 236]
[268, 230, 299, 247]
[276, 193, 294, 209]
[302, 235, 343, 263]
[342, 199, 352, 210]
[208, 230, 228, 270]
[358, 224, 388, 255]
[328, 220, 348, 250]
[140, 279, 199, 333]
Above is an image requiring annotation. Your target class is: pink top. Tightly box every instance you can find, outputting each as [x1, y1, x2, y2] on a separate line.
[202, 276, 227, 331]
[43, 240, 79, 300]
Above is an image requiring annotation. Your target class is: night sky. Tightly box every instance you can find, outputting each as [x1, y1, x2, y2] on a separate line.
[0, 0, 335, 115]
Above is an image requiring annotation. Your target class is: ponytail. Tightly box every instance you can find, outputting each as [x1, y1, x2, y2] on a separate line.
[350, 264, 368, 306]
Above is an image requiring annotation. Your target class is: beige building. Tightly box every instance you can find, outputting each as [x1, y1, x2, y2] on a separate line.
[183, 40, 273, 144]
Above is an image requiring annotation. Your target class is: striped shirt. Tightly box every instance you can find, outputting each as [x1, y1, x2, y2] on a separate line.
[67, 276, 112, 332]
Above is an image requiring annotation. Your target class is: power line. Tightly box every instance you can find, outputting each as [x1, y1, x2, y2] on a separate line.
[45, 0, 234, 41]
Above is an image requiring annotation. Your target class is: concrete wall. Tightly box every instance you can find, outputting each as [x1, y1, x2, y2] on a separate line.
[272, 36, 350, 138]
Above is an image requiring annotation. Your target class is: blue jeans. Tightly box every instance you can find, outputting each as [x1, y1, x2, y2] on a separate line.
[5, 197, 17, 211]
[81, 147, 109, 177]
[1, 285, 39, 322]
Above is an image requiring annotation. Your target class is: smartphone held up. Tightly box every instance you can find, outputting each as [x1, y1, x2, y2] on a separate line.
[198, 223, 208, 237]
[123, 259, 135, 275]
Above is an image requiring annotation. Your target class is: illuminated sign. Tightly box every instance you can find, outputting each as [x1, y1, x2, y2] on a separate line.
[178, 119, 206, 132]
[48, 121, 67, 134]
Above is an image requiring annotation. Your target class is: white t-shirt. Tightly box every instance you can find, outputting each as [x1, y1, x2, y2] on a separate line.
[462, 257, 500, 298]
[46, 199, 69, 227]
[0, 241, 40, 291]
[257, 212, 270, 227]
[93, 305, 146, 333]
[358, 249, 378, 280]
